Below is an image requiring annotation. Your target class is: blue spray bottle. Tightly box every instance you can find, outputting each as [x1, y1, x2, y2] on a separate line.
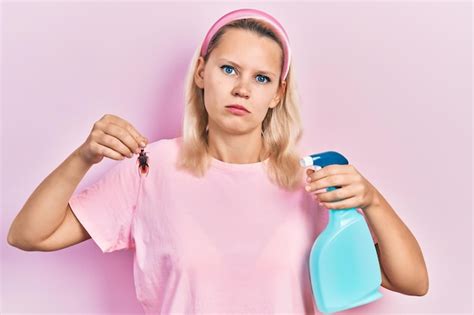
[300, 151, 383, 314]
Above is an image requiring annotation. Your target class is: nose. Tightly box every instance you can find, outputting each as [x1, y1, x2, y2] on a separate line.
[232, 78, 250, 99]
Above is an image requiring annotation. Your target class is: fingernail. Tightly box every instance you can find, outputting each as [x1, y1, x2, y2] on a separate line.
[306, 177, 311, 183]
[135, 147, 141, 154]
[305, 185, 311, 191]
[140, 141, 146, 147]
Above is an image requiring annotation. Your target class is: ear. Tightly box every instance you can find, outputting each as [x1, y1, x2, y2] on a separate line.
[269, 80, 287, 109]
[194, 56, 205, 89]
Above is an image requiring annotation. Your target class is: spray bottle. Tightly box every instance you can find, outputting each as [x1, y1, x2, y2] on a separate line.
[300, 151, 383, 314]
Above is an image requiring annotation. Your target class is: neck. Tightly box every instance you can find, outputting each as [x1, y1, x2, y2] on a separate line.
[207, 125, 266, 164]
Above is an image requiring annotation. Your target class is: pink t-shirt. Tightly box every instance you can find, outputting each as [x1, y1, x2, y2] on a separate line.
[69, 136, 377, 314]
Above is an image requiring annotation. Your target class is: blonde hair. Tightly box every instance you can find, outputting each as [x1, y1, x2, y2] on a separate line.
[176, 18, 305, 191]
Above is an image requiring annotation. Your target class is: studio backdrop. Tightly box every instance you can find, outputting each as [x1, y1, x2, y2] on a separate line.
[2, 1, 471, 314]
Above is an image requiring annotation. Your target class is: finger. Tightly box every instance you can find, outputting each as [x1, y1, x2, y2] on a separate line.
[314, 184, 358, 203]
[101, 124, 137, 157]
[306, 166, 324, 180]
[108, 115, 148, 149]
[306, 174, 355, 192]
[125, 123, 148, 148]
[313, 188, 327, 194]
[307, 164, 351, 182]
[306, 168, 315, 177]
[95, 141, 128, 160]
[318, 195, 360, 210]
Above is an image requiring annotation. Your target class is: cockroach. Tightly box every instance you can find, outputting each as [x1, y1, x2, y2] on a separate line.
[137, 148, 149, 177]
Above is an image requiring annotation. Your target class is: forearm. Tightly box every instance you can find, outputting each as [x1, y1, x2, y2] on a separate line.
[363, 190, 429, 295]
[7, 147, 93, 247]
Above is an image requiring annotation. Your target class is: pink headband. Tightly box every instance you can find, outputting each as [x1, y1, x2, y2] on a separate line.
[200, 8, 291, 81]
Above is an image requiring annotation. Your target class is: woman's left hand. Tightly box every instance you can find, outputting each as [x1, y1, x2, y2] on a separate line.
[305, 164, 379, 211]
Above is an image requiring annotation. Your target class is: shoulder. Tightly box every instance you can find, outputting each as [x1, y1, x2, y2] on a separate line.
[141, 136, 182, 173]
[145, 136, 181, 158]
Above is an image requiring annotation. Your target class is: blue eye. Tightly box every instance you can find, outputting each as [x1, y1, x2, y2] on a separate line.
[256, 75, 271, 84]
[220, 65, 271, 84]
[221, 65, 235, 75]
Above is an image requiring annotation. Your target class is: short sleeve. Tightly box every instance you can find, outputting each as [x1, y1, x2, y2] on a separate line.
[69, 156, 141, 253]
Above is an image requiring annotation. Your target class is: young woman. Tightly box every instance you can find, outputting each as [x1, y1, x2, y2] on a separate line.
[8, 8, 428, 314]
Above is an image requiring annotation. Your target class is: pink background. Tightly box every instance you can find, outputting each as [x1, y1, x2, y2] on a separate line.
[2, 1, 472, 314]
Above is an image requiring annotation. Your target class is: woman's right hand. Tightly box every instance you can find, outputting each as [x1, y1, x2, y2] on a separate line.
[77, 114, 148, 165]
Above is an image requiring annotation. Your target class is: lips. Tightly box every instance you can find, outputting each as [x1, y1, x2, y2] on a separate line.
[225, 104, 250, 113]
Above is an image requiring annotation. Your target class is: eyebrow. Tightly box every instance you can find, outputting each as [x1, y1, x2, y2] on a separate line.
[217, 58, 276, 78]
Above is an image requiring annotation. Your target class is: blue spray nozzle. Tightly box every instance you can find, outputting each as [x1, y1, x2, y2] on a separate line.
[300, 151, 349, 193]
[299, 151, 349, 169]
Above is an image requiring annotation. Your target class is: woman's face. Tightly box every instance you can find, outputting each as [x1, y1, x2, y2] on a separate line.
[195, 28, 286, 135]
